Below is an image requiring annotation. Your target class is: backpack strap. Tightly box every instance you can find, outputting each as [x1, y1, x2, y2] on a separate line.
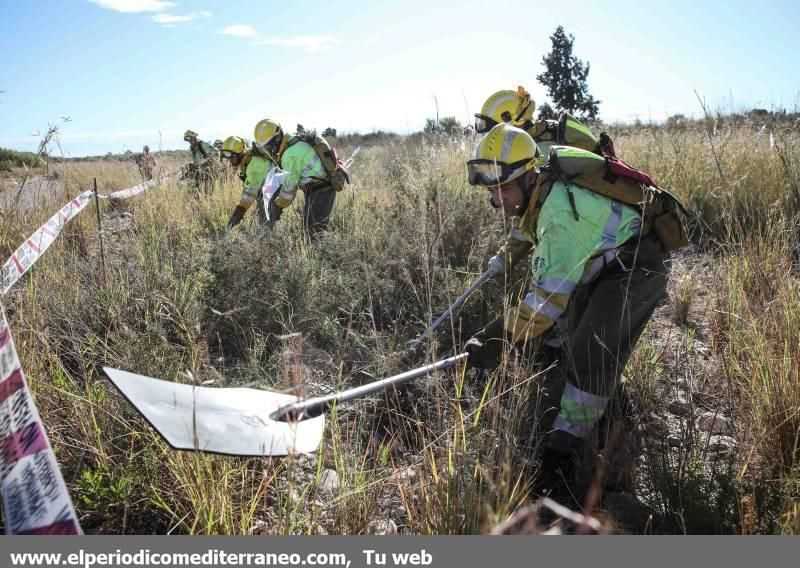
[598, 132, 617, 158]
[519, 169, 557, 228]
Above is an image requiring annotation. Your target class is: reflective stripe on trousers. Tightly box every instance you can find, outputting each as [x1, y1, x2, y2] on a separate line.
[552, 383, 609, 438]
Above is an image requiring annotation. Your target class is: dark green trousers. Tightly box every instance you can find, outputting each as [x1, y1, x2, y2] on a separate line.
[546, 235, 669, 449]
[302, 185, 336, 241]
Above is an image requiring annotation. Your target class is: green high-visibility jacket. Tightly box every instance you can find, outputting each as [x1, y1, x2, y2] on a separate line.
[239, 154, 270, 210]
[274, 140, 327, 205]
[236, 140, 328, 212]
[502, 179, 642, 343]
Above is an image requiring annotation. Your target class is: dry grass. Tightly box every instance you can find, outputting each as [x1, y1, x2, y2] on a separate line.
[1, 117, 799, 534]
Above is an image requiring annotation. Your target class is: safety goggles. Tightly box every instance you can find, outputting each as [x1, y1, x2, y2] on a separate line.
[474, 114, 499, 134]
[474, 101, 533, 134]
[466, 158, 533, 187]
[221, 150, 240, 158]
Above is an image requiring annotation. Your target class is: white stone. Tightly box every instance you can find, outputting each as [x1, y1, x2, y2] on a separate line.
[367, 519, 398, 535]
[249, 519, 269, 535]
[320, 469, 339, 492]
[395, 467, 417, 483]
[697, 412, 734, 435]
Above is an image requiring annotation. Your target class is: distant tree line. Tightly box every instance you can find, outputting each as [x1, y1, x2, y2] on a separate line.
[0, 147, 43, 172]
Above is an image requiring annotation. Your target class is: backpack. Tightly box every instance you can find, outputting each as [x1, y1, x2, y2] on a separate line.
[538, 145, 689, 252]
[527, 113, 602, 154]
[287, 131, 351, 192]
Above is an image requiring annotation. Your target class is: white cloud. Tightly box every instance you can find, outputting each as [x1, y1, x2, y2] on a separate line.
[198, 11, 212, 18]
[88, 0, 176, 13]
[254, 35, 338, 53]
[222, 24, 257, 37]
[152, 13, 193, 25]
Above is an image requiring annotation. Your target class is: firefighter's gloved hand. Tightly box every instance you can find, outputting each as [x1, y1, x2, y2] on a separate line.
[465, 317, 509, 370]
[274, 196, 291, 209]
[487, 254, 506, 275]
[228, 205, 246, 227]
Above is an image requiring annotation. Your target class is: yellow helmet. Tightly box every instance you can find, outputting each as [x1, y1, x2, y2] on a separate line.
[183, 129, 198, 142]
[254, 119, 283, 151]
[467, 123, 539, 187]
[474, 87, 535, 133]
[221, 135, 246, 157]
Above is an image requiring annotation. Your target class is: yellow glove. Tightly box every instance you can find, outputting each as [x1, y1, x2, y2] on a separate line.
[274, 196, 291, 209]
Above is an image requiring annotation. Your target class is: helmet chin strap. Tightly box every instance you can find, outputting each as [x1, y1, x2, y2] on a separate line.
[516, 171, 535, 212]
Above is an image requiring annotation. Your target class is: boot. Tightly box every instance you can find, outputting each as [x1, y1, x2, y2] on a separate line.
[533, 446, 576, 502]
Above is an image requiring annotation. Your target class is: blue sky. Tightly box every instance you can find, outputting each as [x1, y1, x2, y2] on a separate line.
[1, 0, 797, 156]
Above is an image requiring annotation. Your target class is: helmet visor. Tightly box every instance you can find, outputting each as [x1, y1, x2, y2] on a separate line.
[474, 114, 499, 134]
[467, 158, 532, 187]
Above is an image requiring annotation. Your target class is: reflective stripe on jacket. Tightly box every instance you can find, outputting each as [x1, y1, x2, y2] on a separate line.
[504, 179, 642, 343]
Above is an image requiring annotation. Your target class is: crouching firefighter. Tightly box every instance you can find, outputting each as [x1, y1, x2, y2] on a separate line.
[464, 123, 687, 494]
[226, 118, 350, 241]
[220, 136, 252, 182]
[221, 135, 275, 227]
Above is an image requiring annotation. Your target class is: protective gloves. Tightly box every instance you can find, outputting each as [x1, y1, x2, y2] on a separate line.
[228, 205, 246, 228]
[274, 195, 291, 209]
[464, 317, 513, 370]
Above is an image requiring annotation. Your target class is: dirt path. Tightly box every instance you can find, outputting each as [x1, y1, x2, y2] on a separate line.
[0, 174, 66, 215]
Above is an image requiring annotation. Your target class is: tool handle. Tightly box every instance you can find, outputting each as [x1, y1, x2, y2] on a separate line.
[271, 353, 468, 421]
[408, 271, 493, 346]
[222, 223, 233, 240]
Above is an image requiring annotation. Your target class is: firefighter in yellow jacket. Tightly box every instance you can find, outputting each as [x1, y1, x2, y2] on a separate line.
[226, 118, 345, 241]
[476, 88, 611, 291]
[464, 123, 670, 492]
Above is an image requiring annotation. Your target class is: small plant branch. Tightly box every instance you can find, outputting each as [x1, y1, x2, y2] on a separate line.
[695, 90, 729, 188]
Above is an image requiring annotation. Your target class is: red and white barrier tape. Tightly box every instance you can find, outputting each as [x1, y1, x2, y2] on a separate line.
[0, 306, 81, 534]
[102, 178, 158, 201]
[1, 190, 94, 295]
[102, 171, 177, 201]
[2, 171, 178, 296]
[0, 170, 181, 534]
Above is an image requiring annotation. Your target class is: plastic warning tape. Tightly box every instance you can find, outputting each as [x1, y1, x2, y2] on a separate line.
[102, 170, 178, 201]
[0, 306, 81, 534]
[1, 190, 94, 295]
[103, 178, 159, 201]
[1, 171, 181, 296]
